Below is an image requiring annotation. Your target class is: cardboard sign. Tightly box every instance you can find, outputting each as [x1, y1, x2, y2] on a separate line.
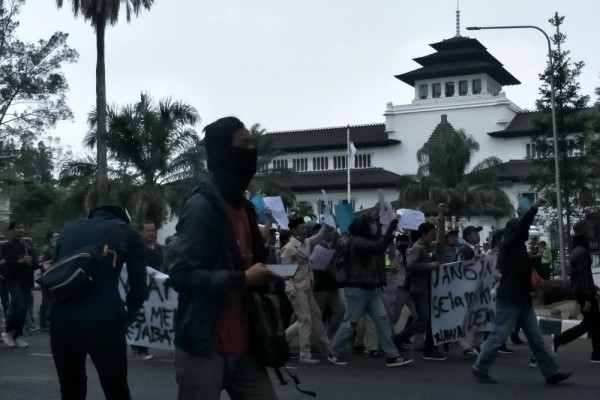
[263, 196, 289, 229]
[320, 190, 336, 228]
[310, 245, 336, 271]
[397, 209, 425, 231]
[334, 203, 354, 233]
[251, 195, 267, 224]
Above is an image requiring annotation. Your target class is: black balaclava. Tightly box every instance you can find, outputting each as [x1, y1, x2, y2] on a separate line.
[204, 117, 258, 206]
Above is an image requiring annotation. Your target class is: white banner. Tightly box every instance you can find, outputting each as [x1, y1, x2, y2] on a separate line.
[430, 256, 497, 345]
[397, 209, 425, 231]
[120, 267, 178, 350]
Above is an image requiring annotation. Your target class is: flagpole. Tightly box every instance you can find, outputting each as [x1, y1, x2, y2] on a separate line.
[347, 125, 351, 203]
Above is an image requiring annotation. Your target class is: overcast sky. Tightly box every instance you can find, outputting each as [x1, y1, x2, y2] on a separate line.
[18, 0, 600, 153]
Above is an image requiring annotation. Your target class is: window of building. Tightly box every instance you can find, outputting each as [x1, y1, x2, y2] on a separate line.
[472, 79, 482, 95]
[312, 156, 329, 171]
[419, 84, 428, 100]
[445, 82, 455, 97]
[459, 80, 468, 96]
[432, 83, 441, 98]
[333, 155, 347, 170]
[273, 159, 288, 172]
[355, 154, 371, 169]
[292, 158, 308, 172]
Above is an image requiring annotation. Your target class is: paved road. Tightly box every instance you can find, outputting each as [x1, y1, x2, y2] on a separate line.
[1, 331, 599, 400]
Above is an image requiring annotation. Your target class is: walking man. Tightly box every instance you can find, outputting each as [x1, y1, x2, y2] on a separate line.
[472, 197, 572, 384]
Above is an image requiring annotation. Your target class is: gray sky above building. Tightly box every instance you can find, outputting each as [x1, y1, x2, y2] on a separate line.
[19, 0, 600, 152]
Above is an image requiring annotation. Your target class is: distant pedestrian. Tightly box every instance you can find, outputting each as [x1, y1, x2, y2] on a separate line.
[552, 220, 600, 363]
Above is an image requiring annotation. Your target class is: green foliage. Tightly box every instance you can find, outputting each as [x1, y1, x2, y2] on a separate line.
[529, 13, 599, 235]
[56, 0, 154, 27]
[399, 129, 513, 217]
[0, 0, 78, 142]
[59, 93, 204, 228]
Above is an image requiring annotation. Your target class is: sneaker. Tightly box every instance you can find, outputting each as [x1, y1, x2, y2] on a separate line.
[385, 356, 414, 367]
[529, 357, 538, 368]
[552, 334, 560, 354]
[135, 353, 154, 360]
[25, 326, 39, 333]
[364, 350, 379, 358]
[463, 348, 478, 359]
[1, 331, 15, 347]
[472, 367, 497, 383]
[299, 357, 321, 365]
[14, 336, 29, 348]
[590, 354, 600, 364]
[498, 345, 514, 354]
[546, 371, 573, 384]
[327, 354, 348, 366]
[422, 350, 447, 361]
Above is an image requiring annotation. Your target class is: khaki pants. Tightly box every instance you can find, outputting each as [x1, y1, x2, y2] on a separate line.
[285, 289, 330, 359]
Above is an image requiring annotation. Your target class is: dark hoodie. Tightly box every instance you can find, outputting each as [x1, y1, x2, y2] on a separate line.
[346, 215, 398, 289]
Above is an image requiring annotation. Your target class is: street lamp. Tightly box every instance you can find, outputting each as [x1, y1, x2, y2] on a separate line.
[466, 25, 567, 279]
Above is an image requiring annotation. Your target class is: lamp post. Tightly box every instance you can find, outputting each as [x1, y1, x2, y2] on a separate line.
[466, 25, 567, 278]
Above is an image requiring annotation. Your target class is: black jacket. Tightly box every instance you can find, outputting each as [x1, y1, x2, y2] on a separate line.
[569, 245, 595, 302]
[3, 237, 37, 287]
[168, 179, 266, 356]
[50, 212, 147, 321]
[496, 206, 538, 307]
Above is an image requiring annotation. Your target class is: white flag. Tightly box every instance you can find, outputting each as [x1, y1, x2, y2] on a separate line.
[349, 141, 357, 168]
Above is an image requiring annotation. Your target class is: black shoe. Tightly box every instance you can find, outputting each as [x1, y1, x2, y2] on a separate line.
[422, 350, 447, 361]
[510, 332, 524, 345]
[552, 334, 560, 354]
[364, 350, 379, 358]
[591, 354, 600, 364]
[472, 367, 497, 383]
[498, 345, 514, 354]
[546, 371, 573, 384]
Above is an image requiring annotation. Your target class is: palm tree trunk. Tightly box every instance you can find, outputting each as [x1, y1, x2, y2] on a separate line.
[96, 18, 108, 206]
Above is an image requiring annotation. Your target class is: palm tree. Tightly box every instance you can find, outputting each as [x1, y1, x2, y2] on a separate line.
[56, 0, 154, 205]
[59, 93, 203, 228]
[399, 129, 514, 217]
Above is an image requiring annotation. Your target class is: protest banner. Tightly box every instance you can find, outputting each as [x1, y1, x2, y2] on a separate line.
[321, 190, 336, 228]
[263, 196, 289, 229]
[430, 256, 497, 345]
[397, 209, 425, 231]
[378, 189, 393, 231]
[310, 245, 336, 271]
[334, 203, 354, 233]
[120, 267, 178, 350]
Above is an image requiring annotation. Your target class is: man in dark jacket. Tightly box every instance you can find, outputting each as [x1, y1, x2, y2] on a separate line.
[327, 213, 413, 368]
[1, 222, 36, 348]
[552, 219, 600, 362]
[168, 117, 285, 400]
[472, 197, 572, 384]
[49, 205, 147, 400]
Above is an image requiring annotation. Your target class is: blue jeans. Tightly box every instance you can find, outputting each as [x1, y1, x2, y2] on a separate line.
[474, 297, 560, 378]
[330, 287, 399, 358]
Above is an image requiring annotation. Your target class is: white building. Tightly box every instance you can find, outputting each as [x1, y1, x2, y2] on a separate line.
[258, 34, 544, 242]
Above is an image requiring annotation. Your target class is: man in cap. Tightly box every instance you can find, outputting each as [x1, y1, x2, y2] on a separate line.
[169, 117, 285, 400]
[552, 219, 600, 362]
[472, 197, 572, 384]
[460, 225, 483, 261]
[47, 205, 147, 399]
[281, 217, 331, 364]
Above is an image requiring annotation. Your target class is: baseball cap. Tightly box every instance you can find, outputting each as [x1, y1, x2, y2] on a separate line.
[463, 226, 483, 237]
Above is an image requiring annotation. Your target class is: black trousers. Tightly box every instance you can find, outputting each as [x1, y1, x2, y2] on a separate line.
[50, 319, 131, 400]
[556, 298, 600, 357]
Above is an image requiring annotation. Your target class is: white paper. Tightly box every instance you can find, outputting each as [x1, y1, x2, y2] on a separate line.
[397, 208, 425, 231]
[310, 245, 337, 271]
[378, 190, 393, 229]
[263, 196, 289, 229]
[321, 190, 336, 228]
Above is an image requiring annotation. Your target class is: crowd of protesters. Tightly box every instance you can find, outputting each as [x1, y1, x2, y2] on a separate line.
[3, 116, 599, 400]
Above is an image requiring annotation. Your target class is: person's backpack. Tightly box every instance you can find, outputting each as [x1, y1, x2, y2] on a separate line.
[331, 236, 353, 286]
[42, 222, 127, 303]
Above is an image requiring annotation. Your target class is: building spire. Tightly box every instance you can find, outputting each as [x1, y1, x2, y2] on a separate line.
[455, 0, 461, 37]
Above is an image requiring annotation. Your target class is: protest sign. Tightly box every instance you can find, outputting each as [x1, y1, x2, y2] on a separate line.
[334, 203, 354, 233]
[397, 209, 425, 231]
[251, 195, 267, 224]
[310, 245, 336, 271]
[120, 267, 178, 350]
[321, 190, 336, 228]
[378, 190, 393, 230]
[430, 256, 497, 345]
[263, 196, 289, 229]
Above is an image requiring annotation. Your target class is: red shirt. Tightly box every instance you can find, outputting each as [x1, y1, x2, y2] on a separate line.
[218, 205, 254, 354]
